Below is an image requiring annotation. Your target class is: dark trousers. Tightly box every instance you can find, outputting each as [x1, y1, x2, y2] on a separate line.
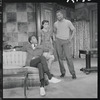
[30, 56, 52, 81]
[55, 38, 76, 75]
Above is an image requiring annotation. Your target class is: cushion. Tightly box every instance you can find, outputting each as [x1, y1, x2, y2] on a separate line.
[24, 66, 39, 74]
[3, 65, 23, 69]
[3, 67, 27, 75]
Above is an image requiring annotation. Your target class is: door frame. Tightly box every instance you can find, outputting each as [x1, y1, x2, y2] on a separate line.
[40, 3, 54, 31]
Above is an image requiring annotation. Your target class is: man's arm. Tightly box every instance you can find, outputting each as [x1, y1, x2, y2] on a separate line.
[69, 21, 76, 41]
[15, 46, 26, 51]
[15, 43, 30, 52]
[16, 44, 43, 57]
[70, 28, 76, 40]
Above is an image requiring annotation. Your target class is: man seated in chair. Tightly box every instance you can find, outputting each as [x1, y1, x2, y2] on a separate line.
[16, 35, 61, 96]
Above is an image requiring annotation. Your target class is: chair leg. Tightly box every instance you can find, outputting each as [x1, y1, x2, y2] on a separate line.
[24, 73, 28, 98]
[27, 74, 29, 90]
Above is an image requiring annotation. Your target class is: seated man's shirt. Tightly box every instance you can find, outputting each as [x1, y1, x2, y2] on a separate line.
[31, 43, 38, 59]
[18, 42, 44, 66]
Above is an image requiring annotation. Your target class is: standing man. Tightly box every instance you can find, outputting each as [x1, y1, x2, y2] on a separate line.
[53, 9, 76, 79]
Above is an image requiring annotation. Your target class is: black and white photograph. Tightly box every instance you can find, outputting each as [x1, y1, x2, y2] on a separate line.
[0, 0, 2, 99]
[2, 0, 98, 98]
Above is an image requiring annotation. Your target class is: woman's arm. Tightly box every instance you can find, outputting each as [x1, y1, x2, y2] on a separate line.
[38, 30, 42, 45]
[52, 32, 56, 42]
[53, 24, 57, 41]
[38, 36, 41, 45]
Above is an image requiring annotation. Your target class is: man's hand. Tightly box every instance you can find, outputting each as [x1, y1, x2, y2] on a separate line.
[69, 28, 75, 43]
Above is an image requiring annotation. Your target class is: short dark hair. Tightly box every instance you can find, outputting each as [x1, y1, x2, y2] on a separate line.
[41, 20, 49, 29]
[28, 35, 36, 43]
[56, 9, 64, 15]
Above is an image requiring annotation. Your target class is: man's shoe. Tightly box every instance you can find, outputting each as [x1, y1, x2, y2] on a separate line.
[40, 87, 46, 96]
[44, 80, 49, 86]
[72, 74, 77, 79]
[60, 73, 65, 78]
[49, 77, 61, 83]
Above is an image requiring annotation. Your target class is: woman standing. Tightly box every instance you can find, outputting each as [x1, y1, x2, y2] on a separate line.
[38, 20, 55, 70]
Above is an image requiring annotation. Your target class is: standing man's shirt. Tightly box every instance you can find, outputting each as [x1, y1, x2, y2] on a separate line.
[54, 19, 75, 40]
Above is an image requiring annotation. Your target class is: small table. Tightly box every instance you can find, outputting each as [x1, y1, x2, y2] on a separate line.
[79, 48, 97, 74]
[3, 71, 28, 98]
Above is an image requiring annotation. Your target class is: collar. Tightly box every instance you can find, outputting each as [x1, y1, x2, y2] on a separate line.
[58, 18, 65, 22]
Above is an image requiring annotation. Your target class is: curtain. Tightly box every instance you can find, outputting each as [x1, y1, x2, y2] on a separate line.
[72, 20, 90, 58]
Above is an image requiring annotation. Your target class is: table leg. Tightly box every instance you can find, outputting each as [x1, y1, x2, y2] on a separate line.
[80, 50, 97, 74]
[80, 51, 91, 74]
[86, 51, 91, 69]
[27, 74, 29, 90]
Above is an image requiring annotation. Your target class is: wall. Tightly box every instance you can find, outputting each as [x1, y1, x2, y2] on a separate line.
[3, 3, 74, 48]
[3, 3, 36, 47]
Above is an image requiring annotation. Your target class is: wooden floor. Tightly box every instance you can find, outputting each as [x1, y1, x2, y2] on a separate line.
[3, 58, 98, 98]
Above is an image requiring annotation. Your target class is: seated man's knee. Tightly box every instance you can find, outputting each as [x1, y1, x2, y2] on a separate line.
[40, 55, 46, 60]
[37, 63, 42, 68]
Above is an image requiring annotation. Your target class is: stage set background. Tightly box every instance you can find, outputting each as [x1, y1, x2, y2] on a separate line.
[3, 3, 97, 58]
